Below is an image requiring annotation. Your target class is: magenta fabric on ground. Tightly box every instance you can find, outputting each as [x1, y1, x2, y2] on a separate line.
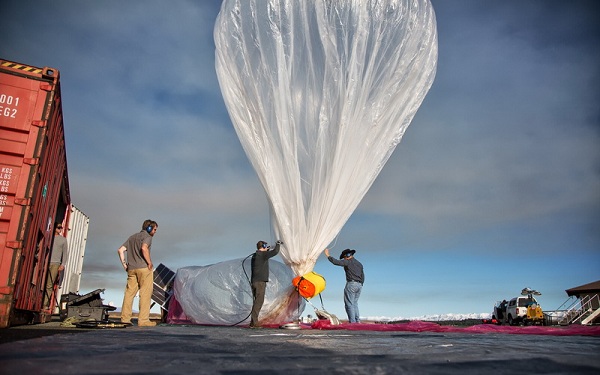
[167, 292, 599, 336]
[166, 295, 193, 325]
[310, 320, 600, 336]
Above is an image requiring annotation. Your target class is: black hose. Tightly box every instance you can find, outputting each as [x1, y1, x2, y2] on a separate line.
[227, 253, 254, 327]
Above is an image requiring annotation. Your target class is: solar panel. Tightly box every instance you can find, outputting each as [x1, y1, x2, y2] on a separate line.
[152, 264, 175, 311]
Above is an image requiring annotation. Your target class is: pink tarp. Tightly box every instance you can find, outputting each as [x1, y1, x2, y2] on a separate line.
[310, 320, 600, 336]
[168, 294, 600, 336]
[166, 296, 195, 325]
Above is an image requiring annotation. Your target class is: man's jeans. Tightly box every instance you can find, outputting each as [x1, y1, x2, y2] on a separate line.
[344, 281, 362, 323]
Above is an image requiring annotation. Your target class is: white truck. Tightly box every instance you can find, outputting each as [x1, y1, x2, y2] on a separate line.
[492, 288, 544, 326]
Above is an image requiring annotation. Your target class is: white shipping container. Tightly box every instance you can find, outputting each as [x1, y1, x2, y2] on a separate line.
[60, 205, 90, 298]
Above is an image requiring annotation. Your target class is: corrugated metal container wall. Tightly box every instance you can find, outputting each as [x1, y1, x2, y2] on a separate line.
[0, 59, 70, 327]
[61, 205, 89, 295]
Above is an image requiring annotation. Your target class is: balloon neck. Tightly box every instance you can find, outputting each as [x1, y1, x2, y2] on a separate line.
[288, 259, 318, 277]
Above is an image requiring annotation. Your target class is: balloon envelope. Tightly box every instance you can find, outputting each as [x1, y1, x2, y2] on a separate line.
[215, 0, 438, 275]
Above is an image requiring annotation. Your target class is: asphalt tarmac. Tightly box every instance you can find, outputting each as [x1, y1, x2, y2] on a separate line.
[1, 321, 599, 374]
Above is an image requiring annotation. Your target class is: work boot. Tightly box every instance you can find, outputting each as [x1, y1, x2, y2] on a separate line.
[138, 320, 156, 327]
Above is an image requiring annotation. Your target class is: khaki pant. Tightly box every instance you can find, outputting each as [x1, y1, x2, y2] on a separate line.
[43, 263, 60, 309]
[121, 267, 153, 323]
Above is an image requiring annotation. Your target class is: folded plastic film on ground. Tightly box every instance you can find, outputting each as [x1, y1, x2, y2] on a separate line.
[171, 259, 304, 325]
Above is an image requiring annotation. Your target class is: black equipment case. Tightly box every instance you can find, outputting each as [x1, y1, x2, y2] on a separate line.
[60, 289, 115, 321]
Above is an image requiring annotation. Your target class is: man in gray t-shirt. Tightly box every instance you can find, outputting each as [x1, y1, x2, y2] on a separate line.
[44, 223, 68, 309]
[117, 219, 158, 327]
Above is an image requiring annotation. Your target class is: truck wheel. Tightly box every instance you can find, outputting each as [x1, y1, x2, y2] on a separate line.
[508, 315, 514, 326]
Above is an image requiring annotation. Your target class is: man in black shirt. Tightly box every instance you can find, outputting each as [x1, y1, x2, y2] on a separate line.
[250, 240, 282, 327]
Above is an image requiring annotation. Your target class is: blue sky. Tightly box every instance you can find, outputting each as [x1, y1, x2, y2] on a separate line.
[2, 0, 599, 320]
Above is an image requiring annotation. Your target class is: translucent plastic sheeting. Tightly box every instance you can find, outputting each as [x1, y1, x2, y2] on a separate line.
[215, 0, 438, 275]
[172, 259, 305, 325]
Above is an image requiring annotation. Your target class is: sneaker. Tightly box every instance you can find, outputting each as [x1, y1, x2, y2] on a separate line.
[138, 321, 156, 327]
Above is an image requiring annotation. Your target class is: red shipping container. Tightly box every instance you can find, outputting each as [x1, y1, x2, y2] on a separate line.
[0, 59, 71, 327]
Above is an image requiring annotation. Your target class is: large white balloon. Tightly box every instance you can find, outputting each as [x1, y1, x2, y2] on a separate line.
[215, 0, 438, 275]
